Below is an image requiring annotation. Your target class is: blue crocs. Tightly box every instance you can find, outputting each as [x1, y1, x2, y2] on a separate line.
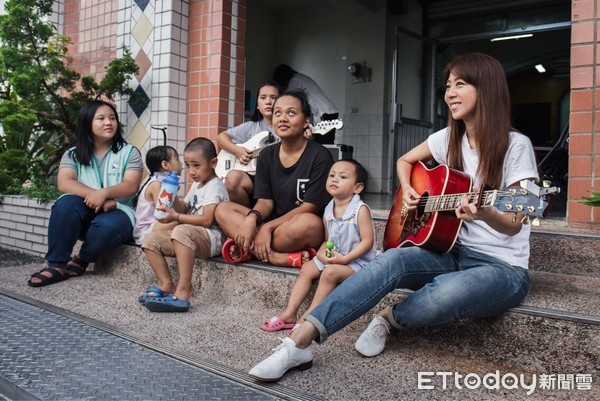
[145, 294, 190, 312]
[138, 286, 167, 303]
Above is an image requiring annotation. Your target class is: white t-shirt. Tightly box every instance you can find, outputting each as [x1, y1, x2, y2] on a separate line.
[183, 177, 229, 256]
[427, 128, 539, 268]
[227, 119, 278, 145]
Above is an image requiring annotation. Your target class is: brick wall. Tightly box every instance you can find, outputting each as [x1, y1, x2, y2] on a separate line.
[0, 196, 52, 257]
[64, 0, 117, 82]
[569, 0, 600, 226]
[187, 0, 247, 142]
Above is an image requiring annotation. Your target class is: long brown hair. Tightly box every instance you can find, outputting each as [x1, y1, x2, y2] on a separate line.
[444, 53, 511, 189]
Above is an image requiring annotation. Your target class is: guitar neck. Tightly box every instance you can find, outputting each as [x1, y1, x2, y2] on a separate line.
[424, 190, 496, 212]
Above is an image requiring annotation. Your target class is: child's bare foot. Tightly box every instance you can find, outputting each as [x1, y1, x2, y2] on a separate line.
[276, 312, 297, 325]
[173, 288, 194, 302]
[268, 249, 312, 268]
[222, 238, 253, 263]
[138, 284, 176, 303]
[229, 243, 242, 259]
[158, 284, 177, 295]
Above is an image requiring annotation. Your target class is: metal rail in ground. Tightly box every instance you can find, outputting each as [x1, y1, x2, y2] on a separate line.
[0, 289, 322, 401]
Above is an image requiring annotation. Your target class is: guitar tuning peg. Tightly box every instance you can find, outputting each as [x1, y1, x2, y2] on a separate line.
[532, 217, 541, 227]
[521, 215, 530, 225]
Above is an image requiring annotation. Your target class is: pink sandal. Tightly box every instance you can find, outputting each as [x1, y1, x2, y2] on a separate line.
[260, 316, 296, 332]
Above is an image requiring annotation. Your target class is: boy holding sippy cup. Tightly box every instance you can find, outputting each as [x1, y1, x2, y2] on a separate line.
[138, 138, 229, 312]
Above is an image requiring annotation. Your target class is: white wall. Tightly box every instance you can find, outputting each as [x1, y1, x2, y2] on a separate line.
[0, 196, 52, 257]
[245, 0, 394, 193]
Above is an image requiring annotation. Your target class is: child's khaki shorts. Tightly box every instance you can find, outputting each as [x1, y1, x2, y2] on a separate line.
[141, 224, 211, 258]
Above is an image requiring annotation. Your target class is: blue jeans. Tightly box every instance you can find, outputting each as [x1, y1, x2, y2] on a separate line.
[305, 245, 530, 343]
[45, 195, 133, 268]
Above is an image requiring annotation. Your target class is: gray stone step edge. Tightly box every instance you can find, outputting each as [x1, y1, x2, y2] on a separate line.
[0, 287, 324, 401]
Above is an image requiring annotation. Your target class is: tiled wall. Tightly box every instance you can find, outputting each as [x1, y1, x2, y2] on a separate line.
[569, 0, 600, 226]
[49, 0, 64, 35]
[116, 0, 190, 162]
[63, 1, 191, 182]
[0, 196, 52, 257]
[64, 0, 117, 80]
[337, 113, 390, 193]
[187, 0, 247, 142]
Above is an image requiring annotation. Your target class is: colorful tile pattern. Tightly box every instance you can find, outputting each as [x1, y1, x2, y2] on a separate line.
[134, 0, 150, 12]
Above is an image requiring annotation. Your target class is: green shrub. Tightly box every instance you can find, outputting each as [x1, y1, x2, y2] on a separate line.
[0, 149, 60, 202]
[11, 176, 60, 203]
[0, 148, 30, 193]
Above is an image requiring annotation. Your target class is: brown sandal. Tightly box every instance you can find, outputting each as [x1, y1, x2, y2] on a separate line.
[28, 267, 69, 287]
[64, 255, 89, 277]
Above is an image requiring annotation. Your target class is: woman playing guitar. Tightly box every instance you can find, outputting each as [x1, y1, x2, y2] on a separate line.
[248, 53, 541, 382]
[216, 82, 281, 206]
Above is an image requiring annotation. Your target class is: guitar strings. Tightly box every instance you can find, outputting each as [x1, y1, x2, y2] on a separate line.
[411, 190, 515, 211]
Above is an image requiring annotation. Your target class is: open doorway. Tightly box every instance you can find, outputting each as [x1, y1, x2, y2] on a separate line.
[425, 0, 571, 216]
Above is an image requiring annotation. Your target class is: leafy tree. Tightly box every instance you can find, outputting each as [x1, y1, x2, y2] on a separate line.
[0, 0, 145, 179]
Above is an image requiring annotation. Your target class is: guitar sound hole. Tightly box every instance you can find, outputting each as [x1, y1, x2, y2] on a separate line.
[415, 193, 428, 219]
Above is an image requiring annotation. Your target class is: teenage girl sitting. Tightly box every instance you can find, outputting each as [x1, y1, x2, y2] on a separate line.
[216, 82, 280, 206]
[215, 90, 334, 268]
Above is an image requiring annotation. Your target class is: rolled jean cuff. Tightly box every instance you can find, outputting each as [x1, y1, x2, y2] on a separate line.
[386, 305, 404, 330]
[304, 315, 329, 344]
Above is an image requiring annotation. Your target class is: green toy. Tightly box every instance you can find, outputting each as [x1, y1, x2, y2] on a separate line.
[325, 240, 334, 258]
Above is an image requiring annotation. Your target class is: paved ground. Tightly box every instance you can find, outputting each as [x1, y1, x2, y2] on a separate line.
[0, 247, 44, 268]
[0, 246, 597, 400]
[0, 293, 296, 401]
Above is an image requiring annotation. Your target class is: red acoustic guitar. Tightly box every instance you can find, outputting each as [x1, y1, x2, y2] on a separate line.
[383, 161, 556, 254]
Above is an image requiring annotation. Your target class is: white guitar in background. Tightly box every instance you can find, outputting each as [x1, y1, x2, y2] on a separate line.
[216, 119, 343, 179]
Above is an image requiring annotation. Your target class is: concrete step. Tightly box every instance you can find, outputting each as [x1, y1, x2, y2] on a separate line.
[91, 243, 600, 321]
[1, 245, 598, 400]
[72, 245, 600, 359]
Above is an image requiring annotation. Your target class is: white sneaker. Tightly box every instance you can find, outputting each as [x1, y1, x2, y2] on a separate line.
[354, 315, 391, 357]
[248, 337, 313, 381]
